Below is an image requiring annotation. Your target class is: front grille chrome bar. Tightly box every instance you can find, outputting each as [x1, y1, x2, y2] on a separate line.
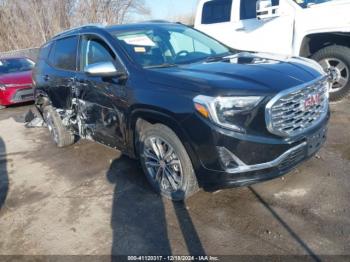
[221, 142, 307, 174]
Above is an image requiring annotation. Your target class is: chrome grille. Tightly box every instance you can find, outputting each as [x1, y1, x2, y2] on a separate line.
[266, 77, 329, 137]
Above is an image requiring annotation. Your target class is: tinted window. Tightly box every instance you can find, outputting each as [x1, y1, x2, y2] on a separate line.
[241, 0, 280, 20]
[0, 58, 34, 75]
[241, 0, 258, 19]
[38, 42, 52, 60]
[49, 36, 78, 71]
[80, 37, 115, 70]
[202, 0, 232, 24]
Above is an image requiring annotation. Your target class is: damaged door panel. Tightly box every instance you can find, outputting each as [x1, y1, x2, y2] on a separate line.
[73, 35, 128, 150]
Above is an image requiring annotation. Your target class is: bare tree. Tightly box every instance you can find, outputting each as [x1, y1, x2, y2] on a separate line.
[0, 0, 150, 52]
[170, 12, 195, 26]
[73, 0, 150, 25]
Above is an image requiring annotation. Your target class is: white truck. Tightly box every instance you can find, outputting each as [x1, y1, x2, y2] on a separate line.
[194, 0, 350, 101]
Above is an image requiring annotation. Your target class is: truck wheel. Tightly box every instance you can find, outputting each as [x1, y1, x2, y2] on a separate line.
[43, 106, 75, 148]
[311, 45, 350, 102]
[139, 124, 199, 201]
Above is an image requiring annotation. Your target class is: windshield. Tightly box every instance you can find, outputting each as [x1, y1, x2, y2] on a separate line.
[293, 0, 338, 8]
[0, 58, 34, 75]
[113, 25, 230, 68]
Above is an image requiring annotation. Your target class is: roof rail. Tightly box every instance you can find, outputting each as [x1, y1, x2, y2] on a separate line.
[52, 23, 105, 39]
[141, 20, 171, 23]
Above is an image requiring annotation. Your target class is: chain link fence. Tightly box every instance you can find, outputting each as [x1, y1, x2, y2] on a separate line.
[0, 48, 40, 62]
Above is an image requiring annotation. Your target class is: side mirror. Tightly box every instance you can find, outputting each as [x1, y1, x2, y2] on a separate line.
[84, 62, 120, 77]
[256, 0, 279, 20]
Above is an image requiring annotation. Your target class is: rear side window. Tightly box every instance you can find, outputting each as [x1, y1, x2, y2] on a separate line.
[202, 0, 232, 24]
[48, 36, 78, 71]
[38, 42, 52, 61]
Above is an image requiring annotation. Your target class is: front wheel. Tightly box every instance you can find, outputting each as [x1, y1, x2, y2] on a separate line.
[139, 124, 199, 201]
[312, 45, 350, 102]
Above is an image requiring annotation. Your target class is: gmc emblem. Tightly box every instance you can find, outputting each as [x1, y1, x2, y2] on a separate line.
[302, 93, 321, 111]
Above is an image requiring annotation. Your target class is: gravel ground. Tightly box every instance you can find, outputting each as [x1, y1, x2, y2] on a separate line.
[0, 99, 349, 259]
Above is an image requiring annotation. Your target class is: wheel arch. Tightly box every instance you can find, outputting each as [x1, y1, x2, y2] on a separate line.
[128, 108, 201, 170]
[299, 32, 350, 58]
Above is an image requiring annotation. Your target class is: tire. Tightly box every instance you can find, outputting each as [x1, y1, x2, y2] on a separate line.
[43, 106, 75, 148]
[311, 45, 350, 102]
[139, 124, 199, 201]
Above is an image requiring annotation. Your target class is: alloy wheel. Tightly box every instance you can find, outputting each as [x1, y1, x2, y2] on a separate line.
[142, 136, 183, 193]
[319, 58, 349, 93]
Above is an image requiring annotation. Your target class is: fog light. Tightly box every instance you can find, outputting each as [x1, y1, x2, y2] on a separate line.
[217, 146, 243, 169]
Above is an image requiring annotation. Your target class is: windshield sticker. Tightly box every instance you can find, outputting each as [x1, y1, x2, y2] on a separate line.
[134, 47, 146, 53]
[123, 35, 156, 47]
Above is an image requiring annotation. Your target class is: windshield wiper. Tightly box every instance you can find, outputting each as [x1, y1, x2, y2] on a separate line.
[145, 63, 178, 69]
[204, 53, 232, 63]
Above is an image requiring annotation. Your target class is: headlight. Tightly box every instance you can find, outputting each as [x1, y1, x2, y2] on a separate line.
[0, 84, 7, 91]
[193, 95, 264, 132]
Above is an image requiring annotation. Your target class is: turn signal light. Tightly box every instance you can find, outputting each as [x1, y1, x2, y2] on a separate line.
[194, 103, 209, 118]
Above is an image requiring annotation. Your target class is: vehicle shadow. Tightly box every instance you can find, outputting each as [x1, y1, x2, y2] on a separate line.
[107, 156, 206, 259]
[0, 137, 9, 211]
[248, 186, 321, 262]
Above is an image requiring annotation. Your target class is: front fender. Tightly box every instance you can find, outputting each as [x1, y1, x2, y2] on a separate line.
[127, 108, 201, 171]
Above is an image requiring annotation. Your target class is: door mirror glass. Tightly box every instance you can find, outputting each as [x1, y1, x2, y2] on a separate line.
[84, 62, 119, 77]
[256, 0, 279, 20]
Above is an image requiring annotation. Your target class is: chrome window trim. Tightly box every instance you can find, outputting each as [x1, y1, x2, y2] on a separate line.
[265, 76, 329, 137]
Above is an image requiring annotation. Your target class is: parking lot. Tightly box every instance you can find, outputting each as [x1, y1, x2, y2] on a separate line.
[0, 100, 349, 257]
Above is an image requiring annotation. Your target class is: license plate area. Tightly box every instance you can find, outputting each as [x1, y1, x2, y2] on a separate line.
[307, 128, 327, 156]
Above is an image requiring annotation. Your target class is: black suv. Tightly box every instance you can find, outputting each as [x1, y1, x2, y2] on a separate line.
[33, 22, 330, 200]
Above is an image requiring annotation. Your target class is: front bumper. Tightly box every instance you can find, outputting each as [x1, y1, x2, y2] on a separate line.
[184, 111, 330, 191]
[0, 85, 34, 106]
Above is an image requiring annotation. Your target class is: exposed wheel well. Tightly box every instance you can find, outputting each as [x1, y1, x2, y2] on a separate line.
[300, 33, 350, 58]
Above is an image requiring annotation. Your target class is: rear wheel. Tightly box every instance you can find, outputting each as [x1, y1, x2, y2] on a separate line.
[43, 106, 75, 148]
[312, 45, 350, 101]
[139, 124, 199, 201]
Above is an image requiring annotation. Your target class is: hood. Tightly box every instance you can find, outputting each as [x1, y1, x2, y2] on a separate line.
[146, 52, 324, 96]
[0, 70, 32, 85]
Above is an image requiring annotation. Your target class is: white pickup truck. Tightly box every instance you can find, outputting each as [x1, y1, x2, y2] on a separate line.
[194, 0, 350, 101]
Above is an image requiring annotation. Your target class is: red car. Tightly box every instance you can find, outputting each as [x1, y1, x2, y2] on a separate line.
[0, 57, 35, 109]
